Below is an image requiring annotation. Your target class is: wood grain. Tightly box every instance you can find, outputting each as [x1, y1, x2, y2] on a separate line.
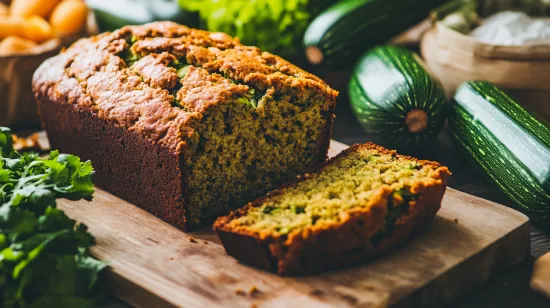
[56, 141, 530, 308]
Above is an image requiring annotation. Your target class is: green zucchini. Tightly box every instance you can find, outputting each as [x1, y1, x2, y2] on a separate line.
[349, 46, 447, 150]
[88, 0, 193, 32]
[450, 81, 550, 227]
[303, 0, 447, 68]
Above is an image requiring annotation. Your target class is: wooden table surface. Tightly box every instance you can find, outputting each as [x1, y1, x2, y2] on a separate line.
[330, 94, 550, 308]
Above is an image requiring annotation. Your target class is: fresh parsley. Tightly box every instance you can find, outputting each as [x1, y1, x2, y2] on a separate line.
[0, 127, 108, 307]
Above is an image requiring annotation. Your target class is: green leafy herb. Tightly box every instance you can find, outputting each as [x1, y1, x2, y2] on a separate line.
[0, 127, 107, 308]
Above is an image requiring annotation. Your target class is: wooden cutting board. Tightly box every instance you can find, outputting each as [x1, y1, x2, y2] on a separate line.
[531, 252, 550, 299]
[56, 140, 530, 308]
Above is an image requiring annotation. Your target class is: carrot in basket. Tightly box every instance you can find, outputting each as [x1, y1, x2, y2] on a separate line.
[22, 16, 53, 42]
[50, 0, 88, 36]
[0, 36, 37, 56]
[10, 0, 60, 18]
[0, 16, 25, 39]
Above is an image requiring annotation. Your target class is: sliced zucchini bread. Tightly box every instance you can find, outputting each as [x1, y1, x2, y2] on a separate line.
[33, 22, 338, 230]
[214, 143, 451, 275]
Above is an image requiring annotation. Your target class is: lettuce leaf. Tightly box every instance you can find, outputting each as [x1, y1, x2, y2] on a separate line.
[179, 0, 334, 56]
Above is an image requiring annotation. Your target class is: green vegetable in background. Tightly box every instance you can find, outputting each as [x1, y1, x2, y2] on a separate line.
[431, 0, 478, 33]
[0, 127, 107, 307]
[450, 81, 550, 228]
[432, 0, 550, 30]
[88, 0, 195, 32]
[304, 0, 449, 68]
[178, 0, 334, 57]
[349, 46, 447, 150]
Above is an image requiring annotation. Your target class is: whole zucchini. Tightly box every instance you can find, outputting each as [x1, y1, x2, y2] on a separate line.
[349, 46, 447, 150]
[303, 0, 447, 68]
[450, 81, 550, 227]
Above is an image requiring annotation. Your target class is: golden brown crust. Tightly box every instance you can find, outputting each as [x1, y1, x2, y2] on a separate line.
[176, 66, 250, 113]
[214, 143, 451, 275]
[32, 21, 338, 152]
[131, 52, 179, 89]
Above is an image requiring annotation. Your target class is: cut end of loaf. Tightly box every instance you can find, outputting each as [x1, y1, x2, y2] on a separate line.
[182, 94, 333, 226]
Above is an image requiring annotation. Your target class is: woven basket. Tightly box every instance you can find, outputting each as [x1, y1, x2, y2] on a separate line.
[0, 0, 93, 126]
[421, 1, 550, 122]
[0, 39, 62, 126]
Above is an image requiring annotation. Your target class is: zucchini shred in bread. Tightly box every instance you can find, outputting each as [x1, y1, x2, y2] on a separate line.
[32, 22, 338, 230]
[214, 143, 451, 275]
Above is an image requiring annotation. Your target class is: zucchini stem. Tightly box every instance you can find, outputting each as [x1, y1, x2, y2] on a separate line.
[306, 46, 324, 65]
[405, 109, 428, 133]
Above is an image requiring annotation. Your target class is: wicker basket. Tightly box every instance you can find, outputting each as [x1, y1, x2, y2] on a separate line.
[0, 0, 93, 126]
[0, 39, 62, 126]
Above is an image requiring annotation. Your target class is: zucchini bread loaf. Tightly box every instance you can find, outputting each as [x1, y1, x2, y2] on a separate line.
[32, 22, 338, 230]
[214, 143, 450, 275]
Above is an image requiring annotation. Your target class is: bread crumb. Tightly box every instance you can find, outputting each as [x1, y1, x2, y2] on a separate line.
[188, 236, 198, 243]
[454, 218, 459, 224]
[251, 304, 258, 308]
[203, 241, 209, 244]
[249, 286, 262, 298]
[363, 285, 376, 291]
[235, 289, 246, 296]
[310, 289, 324, 297]
[341, 294, 358, 305]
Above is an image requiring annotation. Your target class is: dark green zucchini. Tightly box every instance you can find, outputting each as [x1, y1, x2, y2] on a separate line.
[303, 0, 447, 68]
[349, 45, 447, 150]
[87, 0, 194, 32]
[450, 81, 550, 227]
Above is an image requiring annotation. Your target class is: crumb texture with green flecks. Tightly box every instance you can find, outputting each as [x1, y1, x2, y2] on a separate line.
[214, 143, 450, 275]
[183, 99, 328, 224]
[224, 145, 444, 236]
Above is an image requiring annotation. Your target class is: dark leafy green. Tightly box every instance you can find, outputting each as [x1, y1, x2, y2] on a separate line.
[0, 127, 108, 308]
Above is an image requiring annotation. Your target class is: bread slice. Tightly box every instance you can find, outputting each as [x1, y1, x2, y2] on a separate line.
[214, 143, 451, 276]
